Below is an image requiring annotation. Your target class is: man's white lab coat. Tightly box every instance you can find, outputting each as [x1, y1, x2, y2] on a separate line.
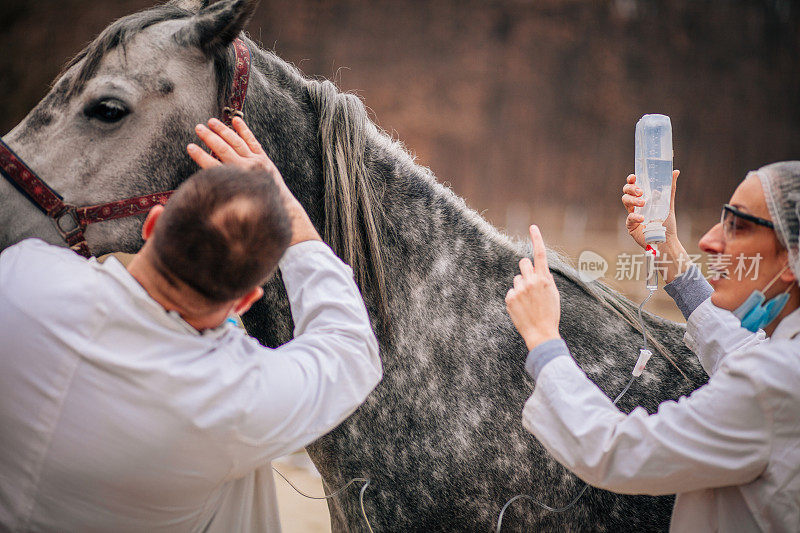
[523, 297, 800, 531]
[0, 239, 382, 532]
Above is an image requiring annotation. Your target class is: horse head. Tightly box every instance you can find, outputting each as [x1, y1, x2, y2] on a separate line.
[1, 0, 390, 331]
[0, 0, 259, 255]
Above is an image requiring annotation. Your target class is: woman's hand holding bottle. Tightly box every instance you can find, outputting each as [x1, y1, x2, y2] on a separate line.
[621, 169, 692, 284]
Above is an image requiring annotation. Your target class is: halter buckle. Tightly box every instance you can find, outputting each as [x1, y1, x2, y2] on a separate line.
[222, 106, 244, 119]
[52, 205, 82, 242]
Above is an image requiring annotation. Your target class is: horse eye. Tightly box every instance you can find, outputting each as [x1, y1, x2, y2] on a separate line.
[84, 99, 130, 123]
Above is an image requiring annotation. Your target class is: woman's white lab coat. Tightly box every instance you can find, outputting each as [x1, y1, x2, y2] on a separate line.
[523, 296, 800, 531]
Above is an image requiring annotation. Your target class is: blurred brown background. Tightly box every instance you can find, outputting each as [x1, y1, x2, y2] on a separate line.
[2, 0, 800, 317]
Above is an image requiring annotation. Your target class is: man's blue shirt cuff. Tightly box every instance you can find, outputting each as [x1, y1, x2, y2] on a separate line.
[525, 338, 570, 380]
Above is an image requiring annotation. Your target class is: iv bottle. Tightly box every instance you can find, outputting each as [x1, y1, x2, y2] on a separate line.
[634, 114, 673, 244]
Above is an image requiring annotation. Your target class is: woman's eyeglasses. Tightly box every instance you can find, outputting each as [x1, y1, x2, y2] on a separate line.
[721, 203, 774, 241]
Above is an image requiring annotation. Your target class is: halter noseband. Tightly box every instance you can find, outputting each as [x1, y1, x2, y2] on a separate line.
[0, 38, 251, 258]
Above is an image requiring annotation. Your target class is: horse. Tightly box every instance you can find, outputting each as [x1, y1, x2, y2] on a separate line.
[0, 0, 708, 530]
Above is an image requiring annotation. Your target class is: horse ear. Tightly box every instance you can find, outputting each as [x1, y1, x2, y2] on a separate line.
[166, 0, 210, 13]
[177, 0, 259, 54]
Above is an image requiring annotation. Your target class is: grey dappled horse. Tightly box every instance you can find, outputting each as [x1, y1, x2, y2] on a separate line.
[0, 1, 708, 530]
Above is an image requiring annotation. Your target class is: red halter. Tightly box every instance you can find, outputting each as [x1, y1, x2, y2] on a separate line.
[0, 38, 251, 258]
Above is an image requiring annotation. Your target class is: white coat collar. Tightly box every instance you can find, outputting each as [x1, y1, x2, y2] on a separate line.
[98, 256, 232, 340]
[771, 306, 800, 340]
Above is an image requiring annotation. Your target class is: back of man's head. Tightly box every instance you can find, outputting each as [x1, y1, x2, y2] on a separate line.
[149, 165, 292, 304]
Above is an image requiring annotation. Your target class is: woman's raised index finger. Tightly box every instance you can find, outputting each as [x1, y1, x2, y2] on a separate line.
[529, 224, 549, 273]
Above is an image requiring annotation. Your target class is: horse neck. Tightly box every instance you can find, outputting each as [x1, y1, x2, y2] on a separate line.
[239, 52, 698, 387]
[367, 136, 525, 290]
[365, 135, 702, 380]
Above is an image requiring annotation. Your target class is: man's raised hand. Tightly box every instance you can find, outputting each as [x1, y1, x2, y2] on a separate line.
[187, 117, 321, 245]
[188, 117, 274, 171]
[188, 117, 294, 209]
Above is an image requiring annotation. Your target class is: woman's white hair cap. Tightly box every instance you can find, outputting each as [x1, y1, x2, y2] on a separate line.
[757, 162, 800, 281]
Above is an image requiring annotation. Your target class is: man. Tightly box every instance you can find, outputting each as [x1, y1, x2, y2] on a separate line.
[0, 118, 382, 532]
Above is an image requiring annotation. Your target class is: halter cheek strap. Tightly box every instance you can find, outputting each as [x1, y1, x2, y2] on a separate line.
[221, 38, 251, 126]
[0, 38, 251, 257]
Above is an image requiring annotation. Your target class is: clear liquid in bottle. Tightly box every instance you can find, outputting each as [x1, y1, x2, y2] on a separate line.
[634, 114, 673, 243]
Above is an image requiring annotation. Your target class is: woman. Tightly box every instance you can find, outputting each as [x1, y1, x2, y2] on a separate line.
[505, 162, 800, 531]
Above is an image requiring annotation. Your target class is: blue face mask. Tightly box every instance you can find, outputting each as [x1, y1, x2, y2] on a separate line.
[732, 266, 791, 333]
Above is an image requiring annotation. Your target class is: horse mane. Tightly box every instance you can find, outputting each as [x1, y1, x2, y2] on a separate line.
[305, 80, 391, 335]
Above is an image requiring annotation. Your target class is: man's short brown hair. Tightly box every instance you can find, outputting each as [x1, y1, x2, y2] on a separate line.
[150, 165, 292, 303]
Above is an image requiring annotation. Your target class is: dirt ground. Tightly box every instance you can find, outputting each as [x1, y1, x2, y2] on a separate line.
[273, 452, 332, 532]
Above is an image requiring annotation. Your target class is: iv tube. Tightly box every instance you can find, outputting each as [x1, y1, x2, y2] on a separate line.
[645, 244, 658, 291]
